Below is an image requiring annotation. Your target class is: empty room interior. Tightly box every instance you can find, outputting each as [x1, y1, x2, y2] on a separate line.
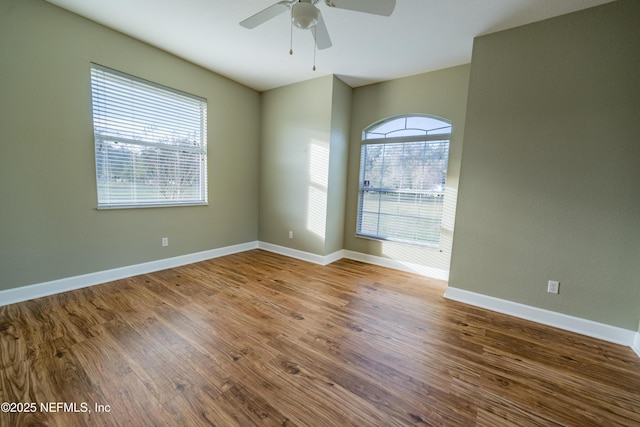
[1, 0, 639, 425]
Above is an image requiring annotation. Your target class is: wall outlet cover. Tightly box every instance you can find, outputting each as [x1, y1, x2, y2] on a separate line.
[547, 280, 559, 294]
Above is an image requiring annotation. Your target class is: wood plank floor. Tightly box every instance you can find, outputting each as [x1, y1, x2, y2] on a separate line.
[1, 249, 639, 426]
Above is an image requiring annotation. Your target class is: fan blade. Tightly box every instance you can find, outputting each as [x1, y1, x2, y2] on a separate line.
[325, 0, 395, 16]
[313, 11, 332, 50]
[240, 1, 292, 29]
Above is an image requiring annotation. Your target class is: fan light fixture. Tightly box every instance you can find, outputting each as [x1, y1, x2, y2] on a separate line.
[291, 1, 318, 29]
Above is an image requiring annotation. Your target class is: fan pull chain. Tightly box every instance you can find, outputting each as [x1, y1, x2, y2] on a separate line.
[312, 26, 317, 71]
[289, 19, 293, 55]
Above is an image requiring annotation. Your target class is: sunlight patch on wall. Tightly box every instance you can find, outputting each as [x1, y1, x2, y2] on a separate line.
[309, 140, 329, 185]
[441, 185, 458, 235]
[381, 241, 448, 278]
[307, 186, 327, 238]
[306, 140, 329, 238]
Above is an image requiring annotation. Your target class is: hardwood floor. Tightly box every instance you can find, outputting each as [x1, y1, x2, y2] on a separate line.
[1, 249, 639, 426]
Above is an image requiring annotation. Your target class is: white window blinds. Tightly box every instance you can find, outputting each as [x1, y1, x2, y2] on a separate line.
[357, 115, 451, 247]
[90, 64, 208, 208]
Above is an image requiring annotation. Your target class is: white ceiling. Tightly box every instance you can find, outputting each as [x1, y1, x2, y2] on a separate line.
[46, 0, 613, 92]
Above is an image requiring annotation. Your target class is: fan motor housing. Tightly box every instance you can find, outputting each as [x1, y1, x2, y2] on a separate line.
[292, 1, 319, 29]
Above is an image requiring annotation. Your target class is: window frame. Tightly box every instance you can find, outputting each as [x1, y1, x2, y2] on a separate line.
[356, 114, 451, 248]
[90, 63, 208, 209]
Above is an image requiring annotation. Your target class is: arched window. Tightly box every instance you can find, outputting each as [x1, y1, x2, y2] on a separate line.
[356, 114, 451, 246]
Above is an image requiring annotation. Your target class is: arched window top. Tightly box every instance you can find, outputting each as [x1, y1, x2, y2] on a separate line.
[363, 114, 451, 141]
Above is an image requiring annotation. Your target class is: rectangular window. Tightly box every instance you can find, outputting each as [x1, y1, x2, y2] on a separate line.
[357, 138, 449, 247]
[90, 64, 207, 209]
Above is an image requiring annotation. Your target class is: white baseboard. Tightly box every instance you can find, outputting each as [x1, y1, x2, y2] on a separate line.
[444, 286, 636, 347]
[633, 333, 640, 358]
[3, 242, 637, 358]
[342, 250, 449, 281]
[0, 241, 258, 307]
[257, 242, 344, 266]
[1, 241, 446, 308]
[256, 243, 449, 281]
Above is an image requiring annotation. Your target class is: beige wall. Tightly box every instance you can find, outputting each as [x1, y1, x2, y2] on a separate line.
[325, 77, 352, 255]
[344, 65, 471, 277]
[0, 0, 260, 290]
[449, 0, 640, 329]
[259, 75, 351, 256]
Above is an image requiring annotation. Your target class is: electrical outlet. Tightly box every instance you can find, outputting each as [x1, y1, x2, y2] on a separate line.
[547, 280, 559, 294]
[288, 230, 293, 239]
[162, 237, 168, 247]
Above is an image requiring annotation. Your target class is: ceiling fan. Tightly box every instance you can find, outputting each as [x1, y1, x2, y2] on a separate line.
[240, 0, 396, 51]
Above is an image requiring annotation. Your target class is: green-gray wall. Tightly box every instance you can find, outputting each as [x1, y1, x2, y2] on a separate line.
[449, 0, 640, 330]
[344, 65, 471, 278]
[259, 75, 351, 256]
[0, 0, 260, 290]
[325, 77, 352, 255]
